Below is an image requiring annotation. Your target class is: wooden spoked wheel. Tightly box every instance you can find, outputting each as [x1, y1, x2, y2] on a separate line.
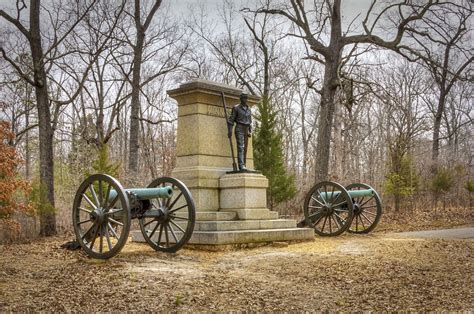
[346, 183, 382, 234]
[72, 174, 131, 259]
[139, 177, 196, 253]
[303, 181, 354, 236]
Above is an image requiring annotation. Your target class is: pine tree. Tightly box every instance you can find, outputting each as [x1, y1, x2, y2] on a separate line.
[253, 97, 296, 209]
[86, 144, 120, 178]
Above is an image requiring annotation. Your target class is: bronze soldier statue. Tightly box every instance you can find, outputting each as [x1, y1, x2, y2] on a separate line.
[227, 93, 252, 171]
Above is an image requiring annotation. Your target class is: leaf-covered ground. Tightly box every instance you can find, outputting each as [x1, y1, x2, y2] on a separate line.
[1, 228, 473, 312]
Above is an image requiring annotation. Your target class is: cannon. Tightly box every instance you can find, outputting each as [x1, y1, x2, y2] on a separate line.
[298, 181, 382, 236]
[72, 174, 196, 259]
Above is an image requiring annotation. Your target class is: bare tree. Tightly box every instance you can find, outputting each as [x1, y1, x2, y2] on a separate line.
[374, 61, 431, 211]
[125, 0, 187, 177]
[406, 3, 473, 168]
[1, 0, 86, 235]
[127, 0, 163, 175]
[0, 0, 120, 235]
[255, 0, 455, 182]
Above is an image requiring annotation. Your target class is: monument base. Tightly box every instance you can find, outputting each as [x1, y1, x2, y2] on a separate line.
[131, 172, 314, 247]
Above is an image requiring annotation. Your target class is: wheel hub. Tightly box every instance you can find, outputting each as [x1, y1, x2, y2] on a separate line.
[322, 204, 333, 216]
[156, 207, 169, 222]
[353, 203, 362, 214]
[90, 208, 105, 225]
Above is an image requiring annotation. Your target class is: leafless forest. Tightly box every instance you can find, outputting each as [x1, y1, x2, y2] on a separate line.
[0, 0, 472, 238]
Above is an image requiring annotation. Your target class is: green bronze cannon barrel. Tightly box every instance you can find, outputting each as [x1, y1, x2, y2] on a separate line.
[109, 186, 173, 201]
[321, 189, 374, 201]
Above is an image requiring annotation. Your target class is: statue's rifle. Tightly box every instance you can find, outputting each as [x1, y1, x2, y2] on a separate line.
[221, 91, 238, 172]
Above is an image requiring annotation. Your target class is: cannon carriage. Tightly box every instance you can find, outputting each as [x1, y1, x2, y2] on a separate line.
[72, 174, 195, 259]
[299, 181, 383, 236]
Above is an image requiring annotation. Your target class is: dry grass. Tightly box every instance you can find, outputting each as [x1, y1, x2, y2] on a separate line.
[0, 229, 473, 311]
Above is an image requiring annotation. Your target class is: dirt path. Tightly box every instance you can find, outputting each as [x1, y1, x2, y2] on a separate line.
[1, 231, 473, 311]
[389, 227, 474, 239]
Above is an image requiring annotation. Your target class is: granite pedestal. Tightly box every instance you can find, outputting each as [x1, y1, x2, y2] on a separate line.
[131, 80, 314, 246]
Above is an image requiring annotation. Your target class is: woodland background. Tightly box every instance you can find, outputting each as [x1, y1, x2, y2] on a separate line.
[0, 0, 472, 241]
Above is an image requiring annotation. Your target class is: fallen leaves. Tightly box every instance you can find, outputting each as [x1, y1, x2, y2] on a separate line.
[0, 232, 472, 312]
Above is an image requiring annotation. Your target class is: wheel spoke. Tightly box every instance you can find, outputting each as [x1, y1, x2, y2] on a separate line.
[333, 212, 347, 224]
[106, 195, 119, 211]
[82, 194, 97, 210]
[328, 216, 333, 233]
[144, 218, 156, 227]
[105, 225, 112, 251]
[359, 214, 366, 229]
[332, 214, 342, 229]
[89, 224, 99, 249]
[81, 223, 96, 240]
[311, 196, 325, 207]
[360, 196, 374, 207]
[363, 210, 377, 216]
[360, 212, 373, 225]
[312, 215, 324, 228]
[98, 181, 103, 208]
[330, 193, 343, 207]
[107, 222, 119, 239]
[157, 223, 164, 245]
[332, 199, 346, 208]
[168, 223, 179, 243]
[169, 203, 188, 214]
[169, 215, 189, 221]
[164, 224, 170, 247]
[167, 192, 183, 211]
[78, 219, 92, 225]
[108, 217, 124, 227]
[79, 207, 92, 214]
[360, 205, 378, 210]
[148, 221, 161, 240]
[99, 225, 104, 253]
[308, 210, 323, 220]
[105, 208, 124, 216]
[89, 185, 100, 208]
[169, 219, 186, 233]
[157, 198, 163, 209]
[102, 183, 112, 208]
[320, 216, 328, 233]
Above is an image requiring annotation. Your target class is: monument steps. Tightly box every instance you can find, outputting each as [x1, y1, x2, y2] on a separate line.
[131, 227, 315, 246]
[185, 228, 314, 245]
[195, 211, 237, 221]
[220, 208, 279, 220]
[191, 219, 297, 231]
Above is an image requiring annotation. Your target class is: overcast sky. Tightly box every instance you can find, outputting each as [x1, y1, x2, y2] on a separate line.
[171, 0, 375, 31]
[0, 0, 375, 33]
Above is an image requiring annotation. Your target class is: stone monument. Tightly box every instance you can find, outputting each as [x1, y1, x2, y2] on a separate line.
[132, 79, 314, 246]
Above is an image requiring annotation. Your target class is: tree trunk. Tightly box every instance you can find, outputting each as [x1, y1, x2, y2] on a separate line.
[332, 99, 343, 182]
[394, 195, 401, 212]
[431, 90, 446, 169]
[314, 60, 339, 183]
[30, 0, 56, 236]
[25, 107, 31, 179]
[314, 0, 342, 183]
[128, 32, 144, 176]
